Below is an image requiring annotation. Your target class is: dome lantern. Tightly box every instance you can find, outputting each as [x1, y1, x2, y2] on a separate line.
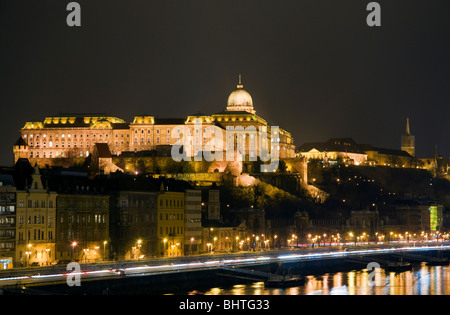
[226, 74, 255, 114]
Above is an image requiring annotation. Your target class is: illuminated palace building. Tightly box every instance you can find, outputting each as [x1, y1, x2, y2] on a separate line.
[13, 77, 295, 166]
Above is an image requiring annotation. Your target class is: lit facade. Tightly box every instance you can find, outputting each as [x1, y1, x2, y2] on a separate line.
[111, 190, 158, 260]
[157, 190, 185, 257]
[184, 189, 202, 255]
[297, 138, 368, 165]
[297, 138, 414, 167]
[0, 175, 16, 269]
[15, 165, 58, 267]
[56, 193, 109, 263]
[14, 78, 295, 166]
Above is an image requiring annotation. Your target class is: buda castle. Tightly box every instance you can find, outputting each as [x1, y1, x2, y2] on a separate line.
[13, 77, 295, 169]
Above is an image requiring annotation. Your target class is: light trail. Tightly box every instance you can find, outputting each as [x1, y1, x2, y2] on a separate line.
[1, 244, 449, 287]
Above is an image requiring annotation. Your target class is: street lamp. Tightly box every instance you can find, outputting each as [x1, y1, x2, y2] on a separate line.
[71, 241, 78, 261]
[163, 238, 167, 257]
[25, 251, 32, 267]
[137, 239, 142, 260]
[45, 248, 50, 266]
[103, 241, 108, 261]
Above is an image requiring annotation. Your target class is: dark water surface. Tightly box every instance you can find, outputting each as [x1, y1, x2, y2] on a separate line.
[169, 263, 450, 295]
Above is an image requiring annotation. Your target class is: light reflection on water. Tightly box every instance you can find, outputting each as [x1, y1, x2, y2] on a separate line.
[184, 263, 450, 295]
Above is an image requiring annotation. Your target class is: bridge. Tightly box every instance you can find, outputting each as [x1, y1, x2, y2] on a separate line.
[0, 243, 449, 294]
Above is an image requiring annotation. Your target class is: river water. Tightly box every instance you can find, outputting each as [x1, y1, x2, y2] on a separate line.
[177, 262, 450, 295]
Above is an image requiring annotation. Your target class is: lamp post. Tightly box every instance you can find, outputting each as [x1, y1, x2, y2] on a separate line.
[137, 239, 142, 260]
[71, 241, 77, 261]
[190, 237, 194, 256]
[25, 251, 31, 267]
[26, 243, 32, 266]
[163, 238, 167, 257]
[103, 241, 108, 261]
[45, 248, 50, 266]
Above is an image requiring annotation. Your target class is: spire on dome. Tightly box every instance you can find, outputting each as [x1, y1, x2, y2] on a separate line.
[406, 117, 411, 135]
[237, 74, 243, 89]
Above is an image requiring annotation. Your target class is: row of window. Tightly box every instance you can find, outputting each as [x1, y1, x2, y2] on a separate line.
[19, 200, 54, 208]
[0, 229, 14, 237]
[0, 205, 15, 212]
[24, 133, 110, 140]
[160, 226, 183, 235]
[24, 127, 221, 141]
[159, 199, 184, 208]
[18, 215, 53, 225]
[61, 228, 106, 240]
[18, 230, 53, 241]
[19, 199, 108, 209]
[29, 150, 90, 158]
[160, 213, 184, 221]
[19, 249, 51, 259]
[60, 213, 106, 224]
[59, 199, 107, 209]
[0, 242, 14, 249]
[0, 217, 14, 225]
[119, 199, 156, 209]
[133, 129, 171, 134]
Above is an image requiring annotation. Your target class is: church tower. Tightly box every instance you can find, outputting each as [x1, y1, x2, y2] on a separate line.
[401, 117, 415, 157]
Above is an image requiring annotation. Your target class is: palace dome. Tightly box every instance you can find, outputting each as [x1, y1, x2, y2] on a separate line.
[226, 75, 255, 114]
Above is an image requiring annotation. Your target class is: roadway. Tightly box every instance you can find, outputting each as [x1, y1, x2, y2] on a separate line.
[0, 241, 448, 289]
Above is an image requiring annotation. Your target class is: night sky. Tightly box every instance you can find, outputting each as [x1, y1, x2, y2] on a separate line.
[1, 0, 449, 166]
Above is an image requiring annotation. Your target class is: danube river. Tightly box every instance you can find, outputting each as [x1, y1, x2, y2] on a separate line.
[173, 263, 450, 295]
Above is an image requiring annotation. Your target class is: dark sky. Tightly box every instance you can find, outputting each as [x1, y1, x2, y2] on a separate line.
[1, 0, 449, 166]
